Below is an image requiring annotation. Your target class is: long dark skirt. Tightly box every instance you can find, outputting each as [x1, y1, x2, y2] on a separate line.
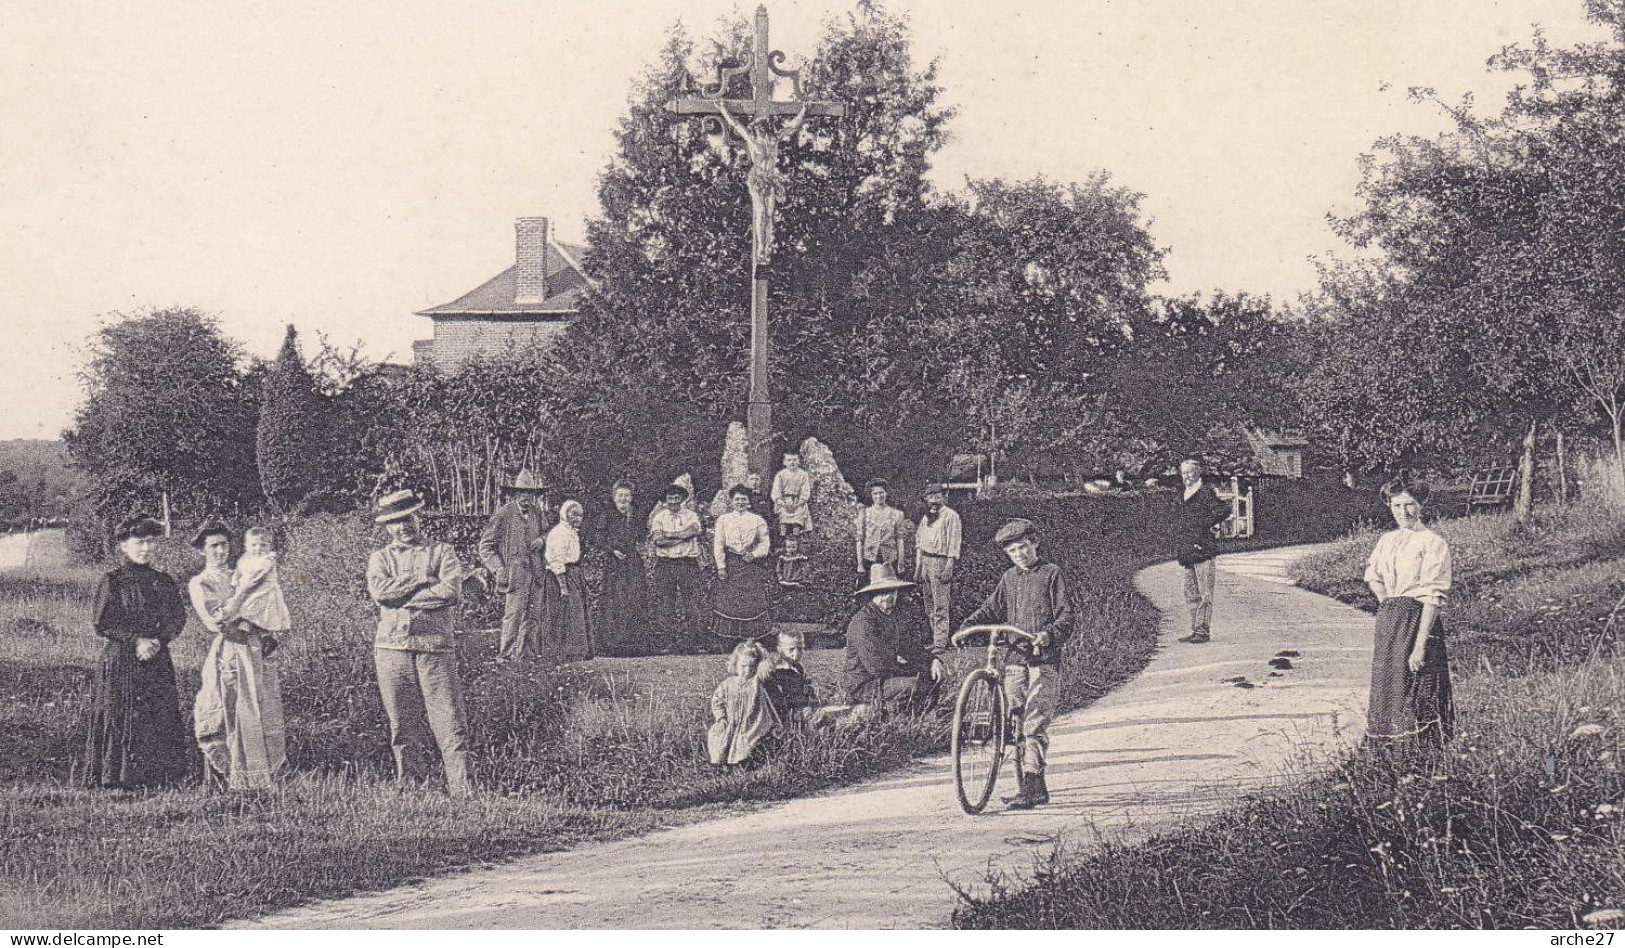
[1367, 597, 1453, 745]
[539, 569, 593, 663]
[80, 641, 192, 789]
[714, 551, 770, 641]
[598, 554, 650, 654]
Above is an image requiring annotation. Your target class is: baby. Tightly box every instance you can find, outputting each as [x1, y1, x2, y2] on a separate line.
[221, 526, 292, 656]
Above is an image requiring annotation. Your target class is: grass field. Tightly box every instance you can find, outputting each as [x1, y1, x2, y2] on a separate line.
[0, 494, 1173, 929]
[0, 482, 1379, 929]
[954, 498, 1625, 930]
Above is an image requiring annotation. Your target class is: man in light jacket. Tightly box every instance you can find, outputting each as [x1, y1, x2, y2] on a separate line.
[367, 490, 473, 796]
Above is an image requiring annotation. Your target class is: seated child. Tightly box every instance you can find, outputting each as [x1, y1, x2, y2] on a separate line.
[221, 526, 292, 655]
[707, 640, 780, 767]
[765, 629, 823, 725]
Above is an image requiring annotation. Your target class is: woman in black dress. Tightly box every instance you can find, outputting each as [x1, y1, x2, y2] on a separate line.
[80, 515, 192, 789]
[598, 480, 650, 655]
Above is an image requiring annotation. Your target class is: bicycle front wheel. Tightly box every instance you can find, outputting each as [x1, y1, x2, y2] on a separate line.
[952, 668, 1006, 814]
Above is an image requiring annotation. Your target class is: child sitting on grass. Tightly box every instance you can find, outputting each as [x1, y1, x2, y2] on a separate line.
[221, 526, 291, 654]
[707, 640, 780, 768]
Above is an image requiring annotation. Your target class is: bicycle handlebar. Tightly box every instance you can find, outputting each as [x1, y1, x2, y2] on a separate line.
[950, 624, 1039, 647]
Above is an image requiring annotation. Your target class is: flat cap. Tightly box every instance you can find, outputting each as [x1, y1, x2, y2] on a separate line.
[993, 518, 1037, 547]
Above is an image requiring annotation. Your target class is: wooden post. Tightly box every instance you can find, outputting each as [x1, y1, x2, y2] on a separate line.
[1514, 418, 1538, 521]
[1557, 429, 1569, 505]
[161, 491, 172, 537]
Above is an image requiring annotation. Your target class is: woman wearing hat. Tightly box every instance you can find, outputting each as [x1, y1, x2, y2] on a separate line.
[712, 485, 773, 642]
[80, 515, 193, 789]
[189, 520, 287, 791]
[537, 499, 593, 663]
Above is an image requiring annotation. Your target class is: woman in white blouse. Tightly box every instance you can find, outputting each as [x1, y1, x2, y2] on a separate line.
[1363, 479, 1454, 748]
[713, 485, 774, 642]
[534, 499, 593, 663]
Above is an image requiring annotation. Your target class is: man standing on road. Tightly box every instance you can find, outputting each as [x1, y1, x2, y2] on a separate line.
[477, 470, 549, 662]
[961, 519, 1074, 810]
[648, 483, 706, 651]
[1175, 458, 1231, 645]
[914, 485, 962, 656]
[367, 490, 474, 796]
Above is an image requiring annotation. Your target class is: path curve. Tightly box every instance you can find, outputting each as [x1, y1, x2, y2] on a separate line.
[244, 544, 1372, 930]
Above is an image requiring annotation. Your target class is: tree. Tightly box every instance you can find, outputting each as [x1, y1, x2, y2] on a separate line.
[551, 4, 1166, 489]
[1304, 2, 1625, 511]
[65, 307, 259, 520]
[257, 325, 328, 510]
[1554, 300, 1625, 481]
[361, 347, 566, 514]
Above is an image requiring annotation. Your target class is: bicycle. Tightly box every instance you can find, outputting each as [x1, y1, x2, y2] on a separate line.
[948, 623, 1039, 814]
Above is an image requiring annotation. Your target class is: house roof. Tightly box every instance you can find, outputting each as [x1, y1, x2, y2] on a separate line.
[415, 241, 591, 318]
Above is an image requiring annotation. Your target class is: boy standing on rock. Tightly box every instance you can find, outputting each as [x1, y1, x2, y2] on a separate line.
[961, 518, 1074, 810]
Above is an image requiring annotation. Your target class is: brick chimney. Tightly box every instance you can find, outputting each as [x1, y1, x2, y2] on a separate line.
[515, 217, 550, 304]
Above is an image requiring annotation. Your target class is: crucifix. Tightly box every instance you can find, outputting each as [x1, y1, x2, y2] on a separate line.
[665, 4, 846, 479]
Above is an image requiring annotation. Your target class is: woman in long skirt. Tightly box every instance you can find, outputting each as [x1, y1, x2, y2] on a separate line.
[80, 515, 192, 789]
[190, 521, 287, 791]
[1364, 479, 1454, 749]
[597, 480, 650, 655]
[537, 499, 592, 663]
[713, 485, 773, 642]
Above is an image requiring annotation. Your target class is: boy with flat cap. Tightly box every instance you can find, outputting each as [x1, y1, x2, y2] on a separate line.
[961, 518, 1074, 809]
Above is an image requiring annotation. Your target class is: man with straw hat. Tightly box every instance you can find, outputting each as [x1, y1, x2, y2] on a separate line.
[477, 469, 549, 662]
[366, 489, 474, 796]
[842, 563, 943, 712]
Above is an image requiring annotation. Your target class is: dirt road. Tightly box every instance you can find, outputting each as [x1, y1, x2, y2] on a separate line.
[245, 545, 1371, 929]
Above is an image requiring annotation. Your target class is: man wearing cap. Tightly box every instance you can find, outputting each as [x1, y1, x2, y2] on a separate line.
[366, 490, 474, 796]
[477, 469, 549, 662]
[1175, 458, 1231, 644]
[843, 564, 943, 712]
[648, 483, 705, 650]
[854, 479, 907, 580]
[914, 485, 962, 655]
[961, 518, 1074, 809]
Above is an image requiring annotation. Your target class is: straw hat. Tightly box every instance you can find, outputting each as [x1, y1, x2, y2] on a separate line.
[504, 469, 549, 493]
[374, 489, 425, 523]
[853, 563, 916, 598]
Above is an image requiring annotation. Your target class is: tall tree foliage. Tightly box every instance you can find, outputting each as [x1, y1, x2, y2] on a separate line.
[65, 307, 259, 520]
[552, 3, 1165, 488]
[257, 325, 327, 510]
[1302, 0, 1625, 505]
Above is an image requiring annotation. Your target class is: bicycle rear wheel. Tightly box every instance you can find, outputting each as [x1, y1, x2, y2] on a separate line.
[952, 668, 1006, 814]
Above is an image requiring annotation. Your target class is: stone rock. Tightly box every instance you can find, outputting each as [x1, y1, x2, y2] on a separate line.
[801, 436, 860, 545]
[709, 422, 752, 518]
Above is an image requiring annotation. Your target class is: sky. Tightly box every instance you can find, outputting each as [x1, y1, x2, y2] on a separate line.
[0, 0, 1605, 440]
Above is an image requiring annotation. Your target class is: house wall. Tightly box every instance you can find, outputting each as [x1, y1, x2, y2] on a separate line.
[421, 318, 570, 368]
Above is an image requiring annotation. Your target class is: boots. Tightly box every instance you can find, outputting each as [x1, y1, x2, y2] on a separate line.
[1002, 771, 1048, 810]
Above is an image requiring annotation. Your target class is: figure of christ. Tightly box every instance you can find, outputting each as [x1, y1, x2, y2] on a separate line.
[717, 99, 807, 266]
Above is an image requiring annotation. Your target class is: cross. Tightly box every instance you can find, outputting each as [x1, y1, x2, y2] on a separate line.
[665, 4, 845, 480]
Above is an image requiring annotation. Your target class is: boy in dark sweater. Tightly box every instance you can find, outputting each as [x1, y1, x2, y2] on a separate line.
[961, 518, 1074, 809]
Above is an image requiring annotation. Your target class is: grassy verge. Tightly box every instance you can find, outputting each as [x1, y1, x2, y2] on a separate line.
[954, 500, 1625, 930]
[2, 493, 1175, 929]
